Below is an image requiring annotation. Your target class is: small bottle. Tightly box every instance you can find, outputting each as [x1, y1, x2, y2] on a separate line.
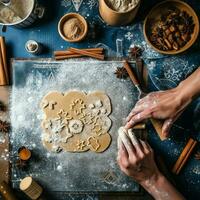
[25, 40, 42, 55]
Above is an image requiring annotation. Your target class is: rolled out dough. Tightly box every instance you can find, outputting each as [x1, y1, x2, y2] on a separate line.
[40, 91, 112, 153]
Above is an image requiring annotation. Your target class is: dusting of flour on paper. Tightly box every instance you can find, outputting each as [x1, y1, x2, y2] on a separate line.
[41, 90, 112, 153]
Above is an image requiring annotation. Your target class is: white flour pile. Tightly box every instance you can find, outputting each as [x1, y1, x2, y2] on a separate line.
[106, 0, 140, 12]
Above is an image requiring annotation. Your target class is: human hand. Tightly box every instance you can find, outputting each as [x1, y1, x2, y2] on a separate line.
[125, 87, 192, 138]
[117, 127, 185, 200]
[117, 127, 161, 184]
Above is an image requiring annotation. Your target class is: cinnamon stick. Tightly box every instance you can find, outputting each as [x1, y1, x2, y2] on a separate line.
[0, 48, 6, 86]
[55, 54, 84, 60]
[176, 141, 197, 174]
[0, 37, 9, 84]
[54, 48, 103, 57]
[124, 60, 140, 86]
[69, 47, 105, 60]
[172, 138, 197, 174]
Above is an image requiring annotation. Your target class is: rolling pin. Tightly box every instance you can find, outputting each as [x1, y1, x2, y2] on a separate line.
[124, 60, 167, 141]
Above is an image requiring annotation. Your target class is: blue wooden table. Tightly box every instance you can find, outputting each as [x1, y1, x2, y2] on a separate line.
[1, 0, 200, 199]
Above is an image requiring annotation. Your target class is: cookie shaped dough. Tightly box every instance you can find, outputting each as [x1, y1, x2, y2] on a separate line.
[41, 91, 112, 153]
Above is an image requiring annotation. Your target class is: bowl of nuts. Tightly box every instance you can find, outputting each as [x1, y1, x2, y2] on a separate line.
[143, 0, 199, 55]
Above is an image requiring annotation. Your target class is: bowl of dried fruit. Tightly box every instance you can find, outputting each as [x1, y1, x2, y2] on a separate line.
[143, 0, 199, 55]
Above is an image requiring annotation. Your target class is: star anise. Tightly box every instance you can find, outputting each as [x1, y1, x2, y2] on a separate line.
[195, 152, 200, 160]
[0, 120, 10, 133]
[129, 46, 143, 59]
[114, 67, 128, 79]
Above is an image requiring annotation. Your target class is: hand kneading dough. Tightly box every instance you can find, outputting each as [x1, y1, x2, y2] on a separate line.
[41, 91, 112, 153]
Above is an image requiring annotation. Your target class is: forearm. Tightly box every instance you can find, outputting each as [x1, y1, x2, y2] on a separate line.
[140, 173, 185, 200]
[178, 67, 200, 101]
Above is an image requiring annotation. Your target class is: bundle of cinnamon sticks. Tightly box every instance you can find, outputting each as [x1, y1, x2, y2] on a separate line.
[54, 47, 105, 60]
[0, 37, 9, 86]
[172, 138, 197, 175]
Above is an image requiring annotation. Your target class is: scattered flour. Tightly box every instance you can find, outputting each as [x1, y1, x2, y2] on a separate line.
[10, 60, 139, 192]
[57, 165, 63, 172]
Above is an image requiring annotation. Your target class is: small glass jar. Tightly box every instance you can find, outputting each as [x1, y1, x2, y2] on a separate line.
[25, 40, 42, 55]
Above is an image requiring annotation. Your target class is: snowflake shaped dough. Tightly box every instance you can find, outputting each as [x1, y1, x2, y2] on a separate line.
[70, 99, 86, 115]
[57, 109, 72, 124]
[68, 119, 84, 134]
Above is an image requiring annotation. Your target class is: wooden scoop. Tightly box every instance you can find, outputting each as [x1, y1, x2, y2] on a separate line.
[123, 60, 167, 141]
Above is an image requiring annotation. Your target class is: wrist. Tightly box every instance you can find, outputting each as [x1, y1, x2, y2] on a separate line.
[175, 82, 193, 106]
[177, 68, 200, 102]
[140, 173, 185, 200]
[140, 171, 164, 190]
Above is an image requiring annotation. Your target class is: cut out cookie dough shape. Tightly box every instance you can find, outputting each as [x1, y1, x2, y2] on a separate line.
[41, 91, 112, 153]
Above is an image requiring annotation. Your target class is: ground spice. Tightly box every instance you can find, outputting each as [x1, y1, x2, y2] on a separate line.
[63, 18, 85, 40]
[18, 146, 31, 161]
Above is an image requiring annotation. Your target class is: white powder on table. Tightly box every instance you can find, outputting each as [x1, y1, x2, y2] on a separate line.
[106, 0, 140, 12]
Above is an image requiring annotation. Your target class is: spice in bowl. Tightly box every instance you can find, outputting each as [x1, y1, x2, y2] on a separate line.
[58, 13, 88, 42]
[18, 146, 31, 161]
[149, 7, 195, 51]
[105, 0, 140, 12]
[25, 40, 42, 55]
[63, 18, 84, 40]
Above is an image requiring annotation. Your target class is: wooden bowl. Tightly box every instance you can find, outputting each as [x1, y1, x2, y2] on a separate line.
[58, 13, 88, 43]
[99, 0, 141, 26]
[143, 0, 199, 55]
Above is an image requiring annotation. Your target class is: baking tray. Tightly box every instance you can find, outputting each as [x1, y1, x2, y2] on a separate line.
[10, 59, 141, 194]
